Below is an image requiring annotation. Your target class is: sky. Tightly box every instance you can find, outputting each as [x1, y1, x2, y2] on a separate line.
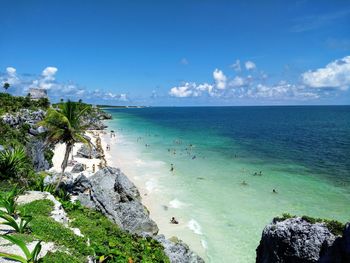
[1, 0, 350, 106]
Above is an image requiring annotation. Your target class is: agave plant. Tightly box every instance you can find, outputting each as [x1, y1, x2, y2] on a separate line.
[0, 212, 32, 234]
[0, 235, 42, 263]
[0, 146, 29, 180]
[0, 186, 22, 216]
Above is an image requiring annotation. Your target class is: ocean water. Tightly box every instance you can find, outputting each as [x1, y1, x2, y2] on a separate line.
[103, 106, 350, 262]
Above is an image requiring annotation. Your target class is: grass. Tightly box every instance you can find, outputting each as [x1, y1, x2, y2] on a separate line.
[273, 213, 345, 236]
[16, 199, 169, 262]
[65, 203, 170, 263]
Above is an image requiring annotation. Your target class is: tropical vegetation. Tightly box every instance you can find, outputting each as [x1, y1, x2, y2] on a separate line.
[39, 100, 90, 189]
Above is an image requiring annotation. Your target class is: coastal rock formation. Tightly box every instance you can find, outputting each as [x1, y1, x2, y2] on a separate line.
[27, 139, 52, 171]
[68, 166, 159, 236]
[256, 217, 350, 263]
[76, 144, 102, 159]
[71, 162, 85, 173]
[1, 109, 46, 128]
[155, 235, 205, 263]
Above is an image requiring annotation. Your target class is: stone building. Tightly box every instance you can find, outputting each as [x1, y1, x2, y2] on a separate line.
[28, 88, 48, 99]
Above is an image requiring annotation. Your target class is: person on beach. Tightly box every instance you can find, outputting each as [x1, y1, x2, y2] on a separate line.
[170, 217, 179, 224]
[92, 164, 96, 173]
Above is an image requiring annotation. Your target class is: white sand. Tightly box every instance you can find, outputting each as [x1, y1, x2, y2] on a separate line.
[50, 131, 103, 176]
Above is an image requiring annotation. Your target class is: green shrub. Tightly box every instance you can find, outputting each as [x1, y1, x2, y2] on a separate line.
[274, 213, 345, 236]
[0, 146, 34, 184]
[0, 235, 42, 263]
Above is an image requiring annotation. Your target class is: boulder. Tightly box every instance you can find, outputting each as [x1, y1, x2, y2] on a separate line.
[155, 235, 205, 263]
[76, 144, 101, 159]
[1, 109, 46, 128]
[26, 139, 51, 171]
[71, 163, 85, 173]
[71, 166, 159, 235]
[256, 217, 350, 263]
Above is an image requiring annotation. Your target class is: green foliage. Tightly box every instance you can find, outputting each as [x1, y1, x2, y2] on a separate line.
[301, 216, 345, 236]
[0, 235, 42, 263]
[0, 146, 33, 181]
[0, 211, 32, 233]
[39, 251, 83, 263]
[0, 93, 49, 115]
[65, 203, 170, 262]
[273, 213, 345, 236]
[18, 199, 169, 262]
[0, 185, 22, 216]
[0, 120, 29, 148]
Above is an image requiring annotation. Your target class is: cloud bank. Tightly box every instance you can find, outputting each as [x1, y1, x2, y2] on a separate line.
[169, 56, 350, 101]
[0, 67, 128, 103]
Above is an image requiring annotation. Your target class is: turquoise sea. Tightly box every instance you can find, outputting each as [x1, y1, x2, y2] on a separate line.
[103, 106, 350, 262]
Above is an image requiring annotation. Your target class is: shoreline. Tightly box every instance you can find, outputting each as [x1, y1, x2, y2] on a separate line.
[99, 129, 209, 260]
[50, 128, 208, 260]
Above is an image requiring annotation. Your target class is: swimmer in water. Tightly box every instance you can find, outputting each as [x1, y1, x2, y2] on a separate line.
[241, 180, 248, 186]
[273, 189, 278, 194]
[170, 217, 179, 224]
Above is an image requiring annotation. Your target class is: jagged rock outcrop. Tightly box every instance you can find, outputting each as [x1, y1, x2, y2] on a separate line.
[76, 144, 102, 159]
[256, 217, 350, 263]
[71, 162, 85, 173]
[155, 235, 205, 263]
[2, 109, 46, 128]
[27, 139, 52, 171]
[67, 166, 159, 235]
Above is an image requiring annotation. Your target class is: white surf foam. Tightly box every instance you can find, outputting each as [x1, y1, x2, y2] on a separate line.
[169, 198, 186, 209]
[187, 219, 203, 235]
[145, 179, 158, 192]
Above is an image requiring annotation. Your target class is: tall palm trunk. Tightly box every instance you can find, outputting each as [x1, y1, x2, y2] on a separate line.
[56, 142, 73, 190]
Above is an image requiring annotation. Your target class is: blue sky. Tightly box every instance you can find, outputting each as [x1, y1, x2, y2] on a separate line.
[1, 0, 350, 105]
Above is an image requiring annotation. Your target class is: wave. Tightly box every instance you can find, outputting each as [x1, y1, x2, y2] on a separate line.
[145, 179, 158, 192]
[187, 219, 203, 235]
[169, 198, 186, 209]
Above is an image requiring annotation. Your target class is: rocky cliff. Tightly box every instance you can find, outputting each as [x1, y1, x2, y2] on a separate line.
[256, 217, 350, 263]
[50, 166, 204, 263]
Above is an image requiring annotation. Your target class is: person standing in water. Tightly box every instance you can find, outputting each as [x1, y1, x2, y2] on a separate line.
[170, 163, 174, 173]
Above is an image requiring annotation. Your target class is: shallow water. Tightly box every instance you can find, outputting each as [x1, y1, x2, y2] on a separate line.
[103, 106, 350, 263]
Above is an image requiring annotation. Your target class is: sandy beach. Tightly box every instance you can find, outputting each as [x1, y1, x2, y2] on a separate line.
[50, 129, 207, 261]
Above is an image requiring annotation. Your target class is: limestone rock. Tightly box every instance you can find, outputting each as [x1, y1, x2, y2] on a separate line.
[76, 144, 101, 159]
[71, 163, 85, 173]
[256, 217, 349, 263]
[155, 235, 205, 263]
[69, 166, 158, 235]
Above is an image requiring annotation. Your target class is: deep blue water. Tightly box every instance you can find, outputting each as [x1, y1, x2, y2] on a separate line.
[105, 106, 350, 186]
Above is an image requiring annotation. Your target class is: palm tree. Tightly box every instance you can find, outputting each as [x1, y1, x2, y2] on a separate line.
[40, 100, 90, 189]
[3, 83, 10, 93]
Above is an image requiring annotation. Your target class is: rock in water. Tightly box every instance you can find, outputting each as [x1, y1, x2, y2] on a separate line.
[256, 217, 349, 263]
[73, 166, 159, 235]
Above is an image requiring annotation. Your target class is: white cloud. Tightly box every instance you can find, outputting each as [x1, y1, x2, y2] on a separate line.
[229, 76, 245, 87]
[6, 67, 16, 75]
[301, 55, 350, 90]
[230, 60, 241, 72]
[213, 69, 227, 89]
[169, 83, 197, 98]
[1, 66, 128, 103]
[2, 67, 19, 86]
[245, 61, 256, 70]
[42, 67, 58, 78]
[169, 82, 214, 98]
